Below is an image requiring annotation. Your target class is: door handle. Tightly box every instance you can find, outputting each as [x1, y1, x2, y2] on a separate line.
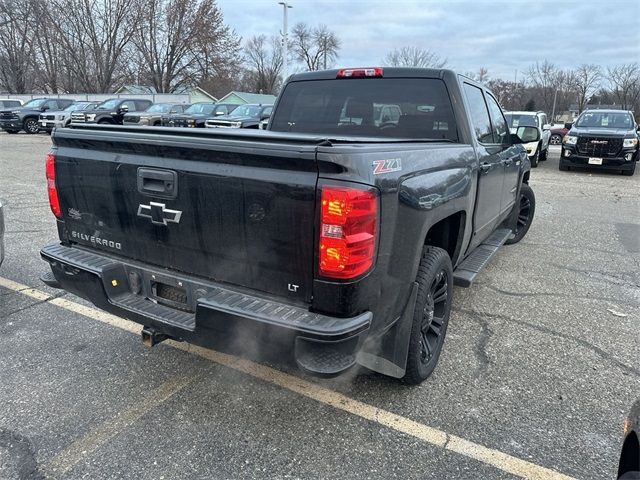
[479, 162, 491, 174]
[137, 168, 178, 199]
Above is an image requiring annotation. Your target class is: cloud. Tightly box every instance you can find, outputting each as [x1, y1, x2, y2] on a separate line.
[219, 0, 640, 79]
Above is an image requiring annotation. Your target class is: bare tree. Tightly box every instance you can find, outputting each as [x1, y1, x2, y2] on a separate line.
[486, 79, 525, 110]
[244, 35, 283, 94]
[290, 23, 340, 71]
[133, 0, 240, 93]
[383, 46, 447, 68]
[571, 64, 601, 113]
[44, 0, 144, 93]
[607, 63, 640, 109]
[526, 60, 566, 114]
[0, 0, 36, 93]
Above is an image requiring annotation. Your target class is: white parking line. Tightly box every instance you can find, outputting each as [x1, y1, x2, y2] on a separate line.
[43, 375, 195, 477]
[0, 276, 576, 480]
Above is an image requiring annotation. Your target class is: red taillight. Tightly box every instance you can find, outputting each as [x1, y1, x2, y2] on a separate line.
[319, 185, 378, 279]
[45, 152, 61, 218]
[336, 67, 383, 78]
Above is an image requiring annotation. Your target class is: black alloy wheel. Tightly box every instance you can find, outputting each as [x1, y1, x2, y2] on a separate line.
[505, 183, 535, 245]
[403, 246, 453, 385]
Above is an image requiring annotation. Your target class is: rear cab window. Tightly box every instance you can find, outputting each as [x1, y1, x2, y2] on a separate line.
[270, 78, 459, 141]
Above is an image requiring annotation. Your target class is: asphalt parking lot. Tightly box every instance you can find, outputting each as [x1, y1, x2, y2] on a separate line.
[0, 131, 638, 480]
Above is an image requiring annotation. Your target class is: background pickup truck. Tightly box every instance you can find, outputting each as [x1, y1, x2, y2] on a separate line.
[41, 68, 537, 385]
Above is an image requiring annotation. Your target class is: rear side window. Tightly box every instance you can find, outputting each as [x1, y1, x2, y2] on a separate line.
[463, 83, 493, 144]
[271, 78, 458, 141]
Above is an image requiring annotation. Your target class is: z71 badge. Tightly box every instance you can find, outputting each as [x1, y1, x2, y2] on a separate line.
[373, 158, 402, 175]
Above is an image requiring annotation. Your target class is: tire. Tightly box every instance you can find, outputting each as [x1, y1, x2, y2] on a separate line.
[539, 146, 548, 162]
[559, 159, 569, 171]
[530, 150, 539, 168]
[98, 119, 111, 124]
[550, 134, 562, 145]
[4, 129, 18, 134]
[402, 246, 453, 385]
[505, 184, 535, 245]
[23, 117, 39, 134]
[622, 163, 636, 176]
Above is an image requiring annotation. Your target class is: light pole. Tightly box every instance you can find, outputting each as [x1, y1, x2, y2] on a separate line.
[278, 1, 293, 81]
[551, 87, 558, 123]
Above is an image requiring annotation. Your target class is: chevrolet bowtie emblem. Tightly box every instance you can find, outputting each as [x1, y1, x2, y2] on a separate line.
[137, 202, 182, 226]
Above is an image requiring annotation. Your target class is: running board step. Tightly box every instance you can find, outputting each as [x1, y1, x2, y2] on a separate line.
[453, 228, 512, 287]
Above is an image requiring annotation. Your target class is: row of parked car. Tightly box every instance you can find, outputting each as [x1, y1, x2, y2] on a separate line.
[0, 97, 274, 134]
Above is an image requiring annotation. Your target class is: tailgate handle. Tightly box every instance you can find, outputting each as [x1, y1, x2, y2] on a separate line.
[137, 168, 177, 199]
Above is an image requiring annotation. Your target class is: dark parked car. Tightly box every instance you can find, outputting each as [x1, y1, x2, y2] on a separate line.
[39, 101, 99, 132]
[161, 102, 216, 127]
[123, 103, 190, 126]
[205, 104, 273, 129]
[0, 98, 74, 134]
[71, 98, 153, 125]
[561, 109, 639, 175]
[618, 400, 640, 479]
[41, 67, 536, 385]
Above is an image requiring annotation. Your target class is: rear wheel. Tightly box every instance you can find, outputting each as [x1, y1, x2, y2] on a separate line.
[505, 184, 535, 245]
[23, 118, 39, 134]
[5, 129, 18, 134]
[403, 246, 453, 385]
[550, 134, 562, 145]
[98, 119, 111, 124]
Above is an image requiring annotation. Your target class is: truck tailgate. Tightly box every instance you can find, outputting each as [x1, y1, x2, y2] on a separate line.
[52, 128, 320, 302]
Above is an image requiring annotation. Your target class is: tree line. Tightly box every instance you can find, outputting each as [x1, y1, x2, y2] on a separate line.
[0, 0, 341, 97]
[1, 0, 639, 119]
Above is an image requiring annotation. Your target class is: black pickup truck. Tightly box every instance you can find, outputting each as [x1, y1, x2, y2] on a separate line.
[561, 109, 639, 176]
[40, 68, 537, 384]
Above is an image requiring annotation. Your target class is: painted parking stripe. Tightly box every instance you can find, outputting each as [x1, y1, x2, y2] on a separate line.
[0, 276, 576, 480]
[43, 375, 195, 477]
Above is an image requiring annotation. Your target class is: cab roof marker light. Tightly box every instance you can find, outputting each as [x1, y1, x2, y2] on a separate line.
[336, 67, 383, 78]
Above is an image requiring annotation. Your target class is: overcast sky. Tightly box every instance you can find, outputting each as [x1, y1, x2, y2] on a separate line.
[218, 0, 640, 80]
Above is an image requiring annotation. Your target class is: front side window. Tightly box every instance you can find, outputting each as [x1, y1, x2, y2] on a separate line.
[485, 94, 510, 145]
[463, 83, 493, 144]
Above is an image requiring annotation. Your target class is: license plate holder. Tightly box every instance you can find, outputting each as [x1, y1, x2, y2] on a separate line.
[588, 157, 603, 165]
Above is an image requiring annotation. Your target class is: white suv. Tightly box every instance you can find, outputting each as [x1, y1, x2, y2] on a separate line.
[504, 111, 551, 167]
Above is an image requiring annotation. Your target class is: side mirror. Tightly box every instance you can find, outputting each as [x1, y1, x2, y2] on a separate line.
[41, 106, 49, 112]
[512, 126, 540, 144]
[564, 122, 573, 129]
[260, 114, 271, 121]
[542, 123, 551, 131]
[119, 105, 129, 113]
